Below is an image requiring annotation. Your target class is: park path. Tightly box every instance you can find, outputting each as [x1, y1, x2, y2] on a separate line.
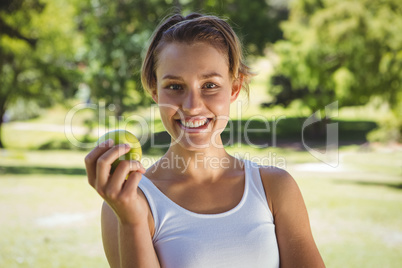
[8, 122, 88, 134]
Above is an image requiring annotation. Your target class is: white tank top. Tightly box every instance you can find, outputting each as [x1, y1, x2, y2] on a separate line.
[138, 159, 280, 268]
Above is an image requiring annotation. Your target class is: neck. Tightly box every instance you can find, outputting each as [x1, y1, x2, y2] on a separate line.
[154, 144, 237, 183]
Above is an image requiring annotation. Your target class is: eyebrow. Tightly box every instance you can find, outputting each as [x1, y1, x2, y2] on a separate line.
[161, 75, 184, 81]
[161, 72, 223, 80]
[199, 72, 223, 79]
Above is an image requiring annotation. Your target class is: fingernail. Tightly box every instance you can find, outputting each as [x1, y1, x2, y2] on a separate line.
[124, 143, 131, 149]
[106, 139, 114, 146]
[100, 139, 113, 147]
[99, 139, 109, 147]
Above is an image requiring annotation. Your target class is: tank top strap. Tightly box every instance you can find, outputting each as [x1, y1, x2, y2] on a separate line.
[242, 159, 272, 219]
[138, 175, 162, 240]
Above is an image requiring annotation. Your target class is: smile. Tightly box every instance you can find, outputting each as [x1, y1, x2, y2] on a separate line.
[176, 118, 212, 131]
[180, 118, 209, 128]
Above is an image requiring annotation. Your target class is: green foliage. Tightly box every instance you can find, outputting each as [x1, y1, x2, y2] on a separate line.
[0, 0, 82, 147]
[0, 0, 81, 106]
[76, 0, 287, 117]
[38, 139, 80, 151]
[269, 0, 402, 141]
[4, 99, 43, 121]
[271, 0, 402, 109]
[367, 112, 402, 143]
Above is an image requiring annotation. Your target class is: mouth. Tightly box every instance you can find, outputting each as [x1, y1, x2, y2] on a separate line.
[176, 118, 212, 132]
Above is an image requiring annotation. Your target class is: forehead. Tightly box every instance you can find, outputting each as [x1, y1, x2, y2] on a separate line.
[155, 42, 230, 79]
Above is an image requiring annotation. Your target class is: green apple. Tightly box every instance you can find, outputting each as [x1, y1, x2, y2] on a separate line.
[97, 129, 142, 172]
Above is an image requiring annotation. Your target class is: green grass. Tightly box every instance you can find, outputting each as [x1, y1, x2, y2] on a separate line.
[0, 179, 107, 268]
[1, 147, 401, 267]
[296, 169, 402, 267]
[0, 150, 106, 267]
[288, 148, 402, 268]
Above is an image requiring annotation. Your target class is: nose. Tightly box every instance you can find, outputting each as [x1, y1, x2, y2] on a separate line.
[182, 90, 203, 114]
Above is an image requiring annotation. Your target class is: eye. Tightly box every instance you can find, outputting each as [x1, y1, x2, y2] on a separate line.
[167, 84, 182, 90]
[203, 82, 217, 89]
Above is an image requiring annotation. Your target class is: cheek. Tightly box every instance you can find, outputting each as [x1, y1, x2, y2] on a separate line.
[157, 90, 179, 105]
[158, 106, 176, 132]
[157, 93, 180, 112]
[208, 92, 231, 113]
[159, 106, 177, 119]
[213, 102, 230, 116]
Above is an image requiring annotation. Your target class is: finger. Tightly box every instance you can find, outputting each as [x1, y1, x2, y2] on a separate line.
[127, 160, 146, 174]
[121, 171, 143, 197]
[104, 160, 145, 198]
[85, 139, 114, 187]
[95, 144, 131, 190]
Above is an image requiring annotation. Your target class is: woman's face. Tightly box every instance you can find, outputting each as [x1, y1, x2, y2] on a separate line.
[154, 42, 241, 151]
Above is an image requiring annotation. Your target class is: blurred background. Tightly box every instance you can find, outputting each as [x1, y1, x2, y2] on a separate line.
[0, 0, 401, 267]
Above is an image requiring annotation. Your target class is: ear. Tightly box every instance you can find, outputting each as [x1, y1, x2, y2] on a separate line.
[151, 90, 158, 103]
[230, 74, 244, 103]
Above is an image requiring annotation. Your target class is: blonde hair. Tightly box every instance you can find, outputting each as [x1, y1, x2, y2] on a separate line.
[141, 13, 253, 97]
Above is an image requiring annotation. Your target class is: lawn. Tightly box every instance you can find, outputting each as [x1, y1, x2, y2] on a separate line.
[1, 146, 401, 268]
[0, 150, 105, 268]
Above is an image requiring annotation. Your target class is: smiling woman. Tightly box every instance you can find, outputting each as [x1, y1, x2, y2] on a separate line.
[153, 42, 239, 150]
[84, 12, 325, 268]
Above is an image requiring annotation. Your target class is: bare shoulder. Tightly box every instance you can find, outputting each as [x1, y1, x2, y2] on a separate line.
[258, 166, 300, 215]
[259, 166, 326, 267]
[259, 165, 296, 188]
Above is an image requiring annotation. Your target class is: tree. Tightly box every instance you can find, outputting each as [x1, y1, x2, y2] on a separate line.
[267, 0, 402, 141]
[76, 0, 288, 118]
[0, 0, 82, 148]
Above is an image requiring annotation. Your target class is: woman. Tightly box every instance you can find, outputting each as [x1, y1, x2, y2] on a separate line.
[85, 13, 325, 268]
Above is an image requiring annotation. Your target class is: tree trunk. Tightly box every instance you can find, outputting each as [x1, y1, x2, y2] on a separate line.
[0, 91, 7, 149]
[0, 111, 4, 149]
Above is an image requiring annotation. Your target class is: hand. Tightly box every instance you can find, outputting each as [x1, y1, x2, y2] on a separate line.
[85, 139, 148, 226]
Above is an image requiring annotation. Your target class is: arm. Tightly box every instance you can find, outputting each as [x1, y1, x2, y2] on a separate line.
[260, 167, 325, 268]
[102, 199, 159, 268]
[85, 139, 160, 268]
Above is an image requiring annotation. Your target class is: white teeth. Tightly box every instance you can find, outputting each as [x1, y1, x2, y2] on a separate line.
[180, 119, 208, 128]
